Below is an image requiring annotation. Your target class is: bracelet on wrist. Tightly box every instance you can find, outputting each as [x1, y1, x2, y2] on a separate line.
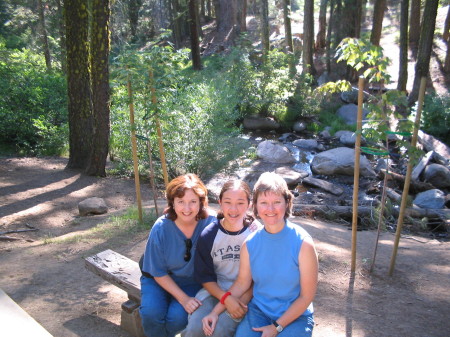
[220, 291, 232, 305]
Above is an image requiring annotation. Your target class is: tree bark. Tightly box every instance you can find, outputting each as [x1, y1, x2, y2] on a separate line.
[409, 0, 421, 49]
[303, 0, 316, 74]
[397, 0, 409, 91]
[408, 0, 439, 106]
[55, 0, 66, 73]
[188, 0, 202, 70]
[260, 0, 270, 60]
[37, 0, 52, 70]
[316, 0, 328, 50]
[370, 0, 386, 46]
[443, 5, 450, 41]
[128, 0, 142, 42]
[65, 0, 94, 170]
[86, 0, 111, 176]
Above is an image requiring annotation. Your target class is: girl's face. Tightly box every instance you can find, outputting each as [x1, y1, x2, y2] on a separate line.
[173, 189, 200, 224]
[256, 191, 287, 227]
[219, 188, 250, 227]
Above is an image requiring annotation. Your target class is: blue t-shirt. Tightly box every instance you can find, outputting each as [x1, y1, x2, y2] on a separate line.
[142, 214, 216, 282]
[246, 220, 314, 319]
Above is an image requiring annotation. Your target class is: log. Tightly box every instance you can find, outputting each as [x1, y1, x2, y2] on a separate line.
[379, 169, 435, 192]
[292, 203, 450, 220]
[411, 151, 434, 181]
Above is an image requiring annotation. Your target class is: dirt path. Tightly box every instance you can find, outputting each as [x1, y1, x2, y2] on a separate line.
[1, 157, 449, 337]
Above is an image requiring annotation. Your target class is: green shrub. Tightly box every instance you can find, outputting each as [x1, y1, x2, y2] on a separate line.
[421, 93, 450, 145]
[0, 45, 68, 155]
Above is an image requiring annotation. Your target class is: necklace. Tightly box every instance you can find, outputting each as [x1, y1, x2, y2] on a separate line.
[221, 219, 245, 236]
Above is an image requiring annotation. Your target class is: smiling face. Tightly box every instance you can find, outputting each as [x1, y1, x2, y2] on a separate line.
[255, 191, 287, 228]
[173, 188, 201, 225]
[219, 188, 250, 229]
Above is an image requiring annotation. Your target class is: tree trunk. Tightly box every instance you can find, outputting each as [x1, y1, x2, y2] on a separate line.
[409, 0, 421, 49]
[444, 39, 450, 73]
[341, 0, 361, 38]
[408, 0, 439, 106]
[86, 0, 111, 177]
[55, 0, 66, 73]
[189, 0, 202, 70]
[37, 0, 52, 70]
[398, 0, 409, 91]
[170, 0, 182, 48]
[316, 0, 328, 50]
[303, 0, 316, 74]
[443, 5, 450, 42]
[260, 0, 270, 60]
[370, 0, 386, 46]
[65, 0, 94, 170]
[128, 0, 142, 42]
[283, 0, 293, 53]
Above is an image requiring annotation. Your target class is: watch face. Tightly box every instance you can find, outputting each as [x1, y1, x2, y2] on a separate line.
[276, 325, 283, 332]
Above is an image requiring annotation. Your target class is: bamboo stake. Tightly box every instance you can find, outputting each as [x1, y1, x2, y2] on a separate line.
[127, 73, 143, 223]
[388, 76, 427, 276]
[351, 76, 365, 272]
[149, 69, 169, 188]
[146, 133, 159, 217]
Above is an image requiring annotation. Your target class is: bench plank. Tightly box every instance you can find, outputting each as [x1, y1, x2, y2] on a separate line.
[85, 249, 142, 301]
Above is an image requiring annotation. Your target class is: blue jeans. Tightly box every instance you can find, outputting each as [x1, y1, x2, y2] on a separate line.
[140, 276, 202, 337]
[235, 301, 314, 337]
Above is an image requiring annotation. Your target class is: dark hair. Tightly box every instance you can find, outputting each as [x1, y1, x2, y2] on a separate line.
[164, 173, 209, 220]
[217, 179, 254, 226]
[252, 172, 293, 219]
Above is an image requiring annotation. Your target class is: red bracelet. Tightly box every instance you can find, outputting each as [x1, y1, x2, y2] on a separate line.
[220, 291, 232, 305]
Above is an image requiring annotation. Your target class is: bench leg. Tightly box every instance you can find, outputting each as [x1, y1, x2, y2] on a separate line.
[121, 300, 145, 337]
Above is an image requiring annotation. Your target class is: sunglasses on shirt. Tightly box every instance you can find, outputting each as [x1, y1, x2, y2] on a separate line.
[184, 239, 192, 262]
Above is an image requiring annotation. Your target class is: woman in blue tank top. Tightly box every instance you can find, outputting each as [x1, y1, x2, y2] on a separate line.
[206, 172, 318, 337]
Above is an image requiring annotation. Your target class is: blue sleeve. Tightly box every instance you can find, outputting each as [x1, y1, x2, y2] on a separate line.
[194, 221, 219, 284]
[142, 217, 168, 277]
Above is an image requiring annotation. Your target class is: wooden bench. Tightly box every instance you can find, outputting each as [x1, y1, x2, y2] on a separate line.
[0, 287, 53, 337]
[85, 249, 145, 337]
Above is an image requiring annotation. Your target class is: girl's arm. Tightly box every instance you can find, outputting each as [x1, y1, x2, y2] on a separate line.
[154, 275, 202, 314]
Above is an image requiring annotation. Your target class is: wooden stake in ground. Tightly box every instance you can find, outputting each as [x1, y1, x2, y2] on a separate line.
[127, 73, 143, 223]
[146, 133, 159, 217]
[351, 76, 365, 272]
[149, 69, 169, 188]
[388, 76, 427, 276]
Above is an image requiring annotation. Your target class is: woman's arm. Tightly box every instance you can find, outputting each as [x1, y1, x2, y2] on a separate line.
[253, 236, 318, 336]
[154, 275, 202, 314]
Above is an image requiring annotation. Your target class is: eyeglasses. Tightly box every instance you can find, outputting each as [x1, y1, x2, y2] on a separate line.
[184, 239, 192, 262]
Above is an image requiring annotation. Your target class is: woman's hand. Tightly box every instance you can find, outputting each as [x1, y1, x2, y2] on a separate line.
[202, 312, 219, 336]
[252, 324, 278, 337]
[181, 297, 202, 314]
[224, 295, 247, 319]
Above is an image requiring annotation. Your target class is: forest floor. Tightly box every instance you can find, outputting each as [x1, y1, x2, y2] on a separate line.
[1, 6, 450, 337]
[1, 157, 449, 337]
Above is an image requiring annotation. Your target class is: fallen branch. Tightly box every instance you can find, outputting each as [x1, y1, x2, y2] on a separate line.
[0, 228, 38, 235]
[0, 235, 22, 241]
[379, 169, 435, 192]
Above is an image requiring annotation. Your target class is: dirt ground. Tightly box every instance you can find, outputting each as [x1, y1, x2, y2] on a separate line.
[1, 157, 449, 337]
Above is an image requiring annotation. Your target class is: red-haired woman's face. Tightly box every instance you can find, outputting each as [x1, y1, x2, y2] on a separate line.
[173, 189, 200, 224]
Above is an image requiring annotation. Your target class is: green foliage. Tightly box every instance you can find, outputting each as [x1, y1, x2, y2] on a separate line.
[0, 45, 68, 155]
[421, 93, 450, 145]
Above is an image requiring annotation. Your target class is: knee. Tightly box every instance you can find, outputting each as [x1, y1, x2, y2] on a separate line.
[183, 318, 204, 337]
[140, 304, 164, 325]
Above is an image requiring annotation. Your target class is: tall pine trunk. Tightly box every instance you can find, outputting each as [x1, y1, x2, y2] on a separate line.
[261, 0, 270, 61]
[409, 0, 421, 49]
[38, 0, 52, 70]
[189, 0, 202, 70]
[86, 0, 111, 176]
[370, 0, 386, 46]
[303, 0, 316, 74]
[316, 0, 328, 50]
[397, 0, 409, 91]
[65, 0, 94, 170]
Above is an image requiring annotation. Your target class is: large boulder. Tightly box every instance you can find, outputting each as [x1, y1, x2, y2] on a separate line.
[274, 166, 309, 186]
[336, 104, 370, 125]
[78, 197, 108, 216]
[257, 141, 296, 163]
[243, 116, 280, 131]
[423, 164, 450, 189]
[413, 189, 446, 209]
[292, 139, 319, 149]
[310, 147, 376, 177]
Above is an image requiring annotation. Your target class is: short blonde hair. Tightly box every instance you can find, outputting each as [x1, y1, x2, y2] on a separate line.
[252, 172, 293, 219]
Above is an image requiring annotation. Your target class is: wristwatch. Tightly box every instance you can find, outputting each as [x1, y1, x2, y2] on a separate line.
[273, 320, 284, 333]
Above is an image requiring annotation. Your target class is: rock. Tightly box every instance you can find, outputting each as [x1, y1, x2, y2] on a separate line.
[375, 158, 394, 173]
[78, 197, 108, 216]
[302, 176, 344, 195]
[257, 140, 296, 163]
[340, 87, 370, 104]
[310, 147, 376, 177]
[319, 130, 331, 139]
[336, 104, 370, 125]
[417, 130, 450, 162]
[338, 130, 366, 147]
[413, 189, 446, 209]
[292, 139, 319, 149]
[243, 116, 280, 131]
[279, 133, 297, 143]
[293, 121, 307, 132]
[274, 166, 309, 186]
[423, 164, 450, 189]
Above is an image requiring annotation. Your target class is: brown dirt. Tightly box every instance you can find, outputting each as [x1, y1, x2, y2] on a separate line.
[1, 156, 449, 337]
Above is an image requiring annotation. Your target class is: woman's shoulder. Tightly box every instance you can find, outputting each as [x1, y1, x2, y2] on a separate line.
[286, 219, 312, 239]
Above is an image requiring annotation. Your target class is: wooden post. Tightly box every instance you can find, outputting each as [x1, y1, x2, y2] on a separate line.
[127, 74, 143, 223]
[351, 76, 365, 272]
[149, 69, 169, 188]
[146, 134, 159, 217]
[388, 77, 427, 276]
